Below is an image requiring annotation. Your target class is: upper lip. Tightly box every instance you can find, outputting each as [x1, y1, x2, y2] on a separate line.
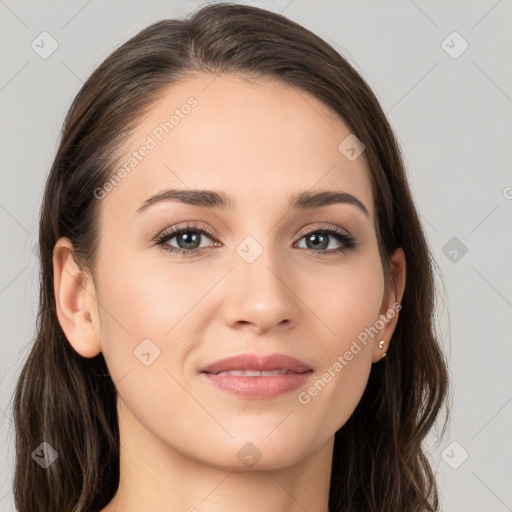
[200, 353, 313, 374]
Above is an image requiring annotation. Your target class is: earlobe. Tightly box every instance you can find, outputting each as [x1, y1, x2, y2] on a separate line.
[53, 237, 102, 358]
[372, 247, 406, 363]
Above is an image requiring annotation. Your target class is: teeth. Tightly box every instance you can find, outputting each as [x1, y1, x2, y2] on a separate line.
[216, 369, 290, 377]
[243, 370, 262, 377]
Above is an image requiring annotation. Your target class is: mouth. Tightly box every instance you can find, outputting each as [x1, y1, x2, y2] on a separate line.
[199, 353, 313, 399]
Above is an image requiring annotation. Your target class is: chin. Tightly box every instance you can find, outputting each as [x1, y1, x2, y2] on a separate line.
[194, 433, 311, 472]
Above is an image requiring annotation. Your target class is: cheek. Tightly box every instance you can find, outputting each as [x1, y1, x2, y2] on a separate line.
[97, 244, 208, 330]
[298, 257, 383, 425]
[306, 255, 385, 345]
[94, 247, 215, 375]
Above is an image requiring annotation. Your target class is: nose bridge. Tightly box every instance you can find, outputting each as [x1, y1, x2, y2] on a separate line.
[221, 231, 298, 330]
[234, 231, 288, 297]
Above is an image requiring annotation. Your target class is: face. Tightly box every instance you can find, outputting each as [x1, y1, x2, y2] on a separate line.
[56, 73, 404, 471]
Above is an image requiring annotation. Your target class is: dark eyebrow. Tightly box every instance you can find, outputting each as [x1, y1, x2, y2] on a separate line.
[136, 189, 369, 217]
[291, 190, 369, 217]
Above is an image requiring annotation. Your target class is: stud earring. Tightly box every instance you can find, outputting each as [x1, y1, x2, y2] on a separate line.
[378, 339, 385, 350]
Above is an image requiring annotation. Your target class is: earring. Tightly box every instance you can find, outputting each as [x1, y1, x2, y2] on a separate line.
[378, 339, 387, 360]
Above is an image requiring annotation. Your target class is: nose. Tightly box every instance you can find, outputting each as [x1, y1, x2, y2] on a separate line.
[219, 243, 300, 334]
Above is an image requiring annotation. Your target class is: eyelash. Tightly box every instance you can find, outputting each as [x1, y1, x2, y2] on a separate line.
[152, 223, 357, 257]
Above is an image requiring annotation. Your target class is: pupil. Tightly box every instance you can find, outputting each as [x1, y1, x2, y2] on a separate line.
[179, 232, 200, 249]
[308, 233, 328, 250]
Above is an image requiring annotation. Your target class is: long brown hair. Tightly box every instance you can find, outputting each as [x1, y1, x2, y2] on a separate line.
[11, 3, 448, 511]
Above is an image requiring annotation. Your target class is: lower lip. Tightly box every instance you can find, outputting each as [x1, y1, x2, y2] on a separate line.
[201, 371, 313, 399]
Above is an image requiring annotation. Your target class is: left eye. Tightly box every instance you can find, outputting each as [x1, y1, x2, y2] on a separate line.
[154, 225, 356, 256]
[295, 229, 354, 252]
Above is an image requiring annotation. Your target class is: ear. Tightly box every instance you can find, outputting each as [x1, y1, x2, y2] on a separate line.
[53, 237, 102, 358]
[372, 247, 406, 363]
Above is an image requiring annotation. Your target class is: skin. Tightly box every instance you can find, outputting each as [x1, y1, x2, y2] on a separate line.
[53, 73, 405, 512]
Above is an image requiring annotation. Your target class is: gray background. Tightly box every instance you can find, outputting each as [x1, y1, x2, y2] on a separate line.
[1, 0, 511, 510]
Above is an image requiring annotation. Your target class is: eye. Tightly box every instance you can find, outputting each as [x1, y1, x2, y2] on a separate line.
[153, 223, 220, 256]
[294, 225, 357, 255]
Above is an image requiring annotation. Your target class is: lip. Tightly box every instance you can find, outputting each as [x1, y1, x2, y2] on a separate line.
[200, 353, 312, 374]
[200, 353, 313, 399]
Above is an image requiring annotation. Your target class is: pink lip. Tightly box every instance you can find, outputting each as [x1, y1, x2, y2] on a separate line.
[200, 353, 313, 399]
[200, 353, 312, 374]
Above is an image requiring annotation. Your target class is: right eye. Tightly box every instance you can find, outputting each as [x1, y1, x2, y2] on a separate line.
[153, 223, 221, 256]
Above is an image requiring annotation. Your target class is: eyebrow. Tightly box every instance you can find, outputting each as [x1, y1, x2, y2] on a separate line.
[136, 189, 369, 217]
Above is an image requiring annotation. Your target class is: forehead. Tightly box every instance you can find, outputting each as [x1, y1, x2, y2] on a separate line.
[102, 73, 374, 222]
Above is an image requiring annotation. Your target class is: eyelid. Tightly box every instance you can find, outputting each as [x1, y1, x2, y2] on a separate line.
[150, 222, 218, 245]
[298, 223, 351, 238]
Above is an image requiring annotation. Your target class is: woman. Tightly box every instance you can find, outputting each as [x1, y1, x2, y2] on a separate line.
[12, 3, 449, 511]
